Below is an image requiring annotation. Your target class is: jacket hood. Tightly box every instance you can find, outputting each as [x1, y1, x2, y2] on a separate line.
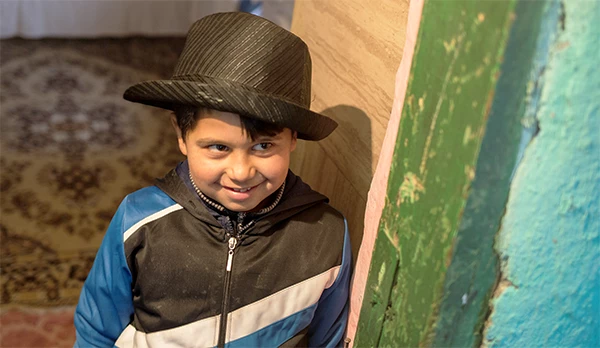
[154, 167, 329, 237]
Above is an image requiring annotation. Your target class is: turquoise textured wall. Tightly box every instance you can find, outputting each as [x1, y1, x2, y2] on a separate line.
[484, 1, 600, 347]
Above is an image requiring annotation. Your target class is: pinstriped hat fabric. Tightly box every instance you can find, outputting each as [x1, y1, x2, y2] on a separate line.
[123, 12, 337, 140]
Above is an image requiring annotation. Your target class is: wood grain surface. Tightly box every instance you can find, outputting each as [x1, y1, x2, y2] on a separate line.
[290, 0, 409, 260]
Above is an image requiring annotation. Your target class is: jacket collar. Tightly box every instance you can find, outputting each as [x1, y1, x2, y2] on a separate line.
[154, 162, 329, 237]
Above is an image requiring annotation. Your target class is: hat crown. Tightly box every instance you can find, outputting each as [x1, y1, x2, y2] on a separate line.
[123, 12, 338, 140]
[172, 12, 312, 107]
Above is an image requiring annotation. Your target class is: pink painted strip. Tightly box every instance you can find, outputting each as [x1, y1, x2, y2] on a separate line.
[345, 0, 425, 344]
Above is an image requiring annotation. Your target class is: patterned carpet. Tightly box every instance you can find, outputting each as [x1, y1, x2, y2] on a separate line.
[0, 37, 185, 315]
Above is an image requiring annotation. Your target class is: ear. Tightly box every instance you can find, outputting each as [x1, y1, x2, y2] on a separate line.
[290, 130, 298, 152]
[170, 113, 188, 156]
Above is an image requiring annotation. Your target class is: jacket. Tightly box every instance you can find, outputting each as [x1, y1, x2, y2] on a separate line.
[74, 167, 351, 347]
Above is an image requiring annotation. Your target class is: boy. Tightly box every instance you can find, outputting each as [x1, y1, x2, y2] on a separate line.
[74, 12, 351, 348]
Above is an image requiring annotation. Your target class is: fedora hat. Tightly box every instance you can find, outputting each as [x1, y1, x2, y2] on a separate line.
[123, 12, 337, 140]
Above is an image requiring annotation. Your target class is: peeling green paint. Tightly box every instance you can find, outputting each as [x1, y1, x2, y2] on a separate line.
[354, 0, 517, 346]
[431, 1, 548, 345]
[399, 172, 425, 204]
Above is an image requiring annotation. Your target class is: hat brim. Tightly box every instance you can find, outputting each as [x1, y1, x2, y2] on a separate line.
[123, 77, 337, 141]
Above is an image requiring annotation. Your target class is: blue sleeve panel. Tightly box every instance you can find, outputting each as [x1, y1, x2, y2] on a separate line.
[74, 186, 176, 347]
[308, 218, 352, 348]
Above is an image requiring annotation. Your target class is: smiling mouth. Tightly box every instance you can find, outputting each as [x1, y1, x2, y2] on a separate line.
[224, 184, 260, 193]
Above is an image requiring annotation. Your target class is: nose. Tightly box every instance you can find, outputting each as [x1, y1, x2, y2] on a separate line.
[226, 152, 256, 184]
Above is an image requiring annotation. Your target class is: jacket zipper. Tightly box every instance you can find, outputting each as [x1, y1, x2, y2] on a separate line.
[217, 213, 245, 347]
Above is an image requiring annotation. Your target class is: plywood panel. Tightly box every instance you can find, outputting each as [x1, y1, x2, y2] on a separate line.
[290, 0, 409, 260]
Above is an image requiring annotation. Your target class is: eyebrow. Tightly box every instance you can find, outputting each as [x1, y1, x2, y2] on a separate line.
[194, 134, 283, 147]
[195, 138, 229, 147]
[254, 134, 282, 142]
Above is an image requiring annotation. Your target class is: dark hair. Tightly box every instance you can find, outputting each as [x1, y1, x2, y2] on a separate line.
[173, 106, 286, 141]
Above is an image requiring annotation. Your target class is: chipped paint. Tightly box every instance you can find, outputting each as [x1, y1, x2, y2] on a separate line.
[419, 32, 464, 176]
[399, 172, 425, 204]
[464, 165, 475, 180]
[378, 263, 386, 288]
[463, 125, 473, 145]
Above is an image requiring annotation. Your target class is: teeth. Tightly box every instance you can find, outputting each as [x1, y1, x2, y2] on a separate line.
[232, 187, 251, 193]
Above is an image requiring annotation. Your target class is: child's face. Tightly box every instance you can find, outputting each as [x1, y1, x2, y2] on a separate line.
[174, 110, 297, 212]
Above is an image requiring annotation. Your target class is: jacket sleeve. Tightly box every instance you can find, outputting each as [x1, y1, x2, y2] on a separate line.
[74, 199, 134, 347]
[308, 219, 352, 348]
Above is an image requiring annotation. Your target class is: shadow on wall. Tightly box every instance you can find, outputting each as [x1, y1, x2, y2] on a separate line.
[315, 104, 372, 261]
[320, 104, 373, 185]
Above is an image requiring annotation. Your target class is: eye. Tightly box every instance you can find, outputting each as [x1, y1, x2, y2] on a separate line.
[252, 142, 273, 151]
[207, 144, 229, 152]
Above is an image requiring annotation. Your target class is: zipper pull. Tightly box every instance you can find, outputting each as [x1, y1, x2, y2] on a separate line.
[226, 236, 238, 272]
